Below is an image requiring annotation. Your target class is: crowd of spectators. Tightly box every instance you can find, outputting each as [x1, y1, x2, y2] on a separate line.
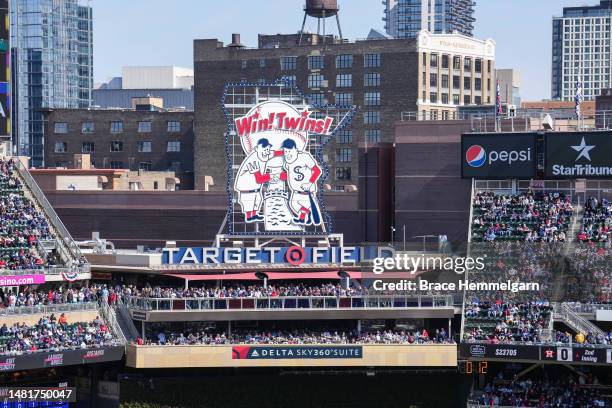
[143, 328, 454, 346]
[578, 197, 611, 243]
[553, 330, 612, 347]
[474, 372, 609, 407]
[0, 158, 51, 270]
[472, 191, 573, 242]
[565, 245, 611, 304]
[0, 313, 118, 355]
[0, 286, 101, 309]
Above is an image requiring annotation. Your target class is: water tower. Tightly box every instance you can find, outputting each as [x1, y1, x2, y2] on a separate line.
[299, 0, 343, 45]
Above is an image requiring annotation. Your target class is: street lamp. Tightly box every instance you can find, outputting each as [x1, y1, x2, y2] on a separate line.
[390, 226, 396, 245]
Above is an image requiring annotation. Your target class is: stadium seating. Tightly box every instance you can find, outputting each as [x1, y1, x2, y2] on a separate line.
[0, 158, 51, 270]
[471, 191, 573, 242]
[578, 197, 610, 243]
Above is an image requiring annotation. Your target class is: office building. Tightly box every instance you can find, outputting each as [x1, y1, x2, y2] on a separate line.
[93, 66, 194, 110]
[383, 0, 475, 39]
[495, 68, 520, 107]
[193, 30, 494, 190]
[551, 0, 612, 101]
[11, 0, 93, 166]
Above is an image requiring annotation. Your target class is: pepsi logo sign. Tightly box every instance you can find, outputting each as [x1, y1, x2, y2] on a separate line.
[465, 145, 486, 168]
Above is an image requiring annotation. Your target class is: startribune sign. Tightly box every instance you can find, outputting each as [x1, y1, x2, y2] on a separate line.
[545, 131, 612, 178]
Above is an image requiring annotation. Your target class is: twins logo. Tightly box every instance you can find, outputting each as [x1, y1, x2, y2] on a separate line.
[466, 145, 487, 168]
[233, 101, 333, 231]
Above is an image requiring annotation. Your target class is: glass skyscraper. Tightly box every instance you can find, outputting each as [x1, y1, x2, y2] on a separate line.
[11, 0, 93, 166]
[552, 0, 612, 101]
[383, 0, 475, 39]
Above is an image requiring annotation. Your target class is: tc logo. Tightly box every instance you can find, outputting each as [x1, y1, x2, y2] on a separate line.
[466, 145, 486, 168]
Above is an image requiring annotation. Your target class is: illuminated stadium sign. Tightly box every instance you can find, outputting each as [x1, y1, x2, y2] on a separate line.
[545, 131, 612, 178]
[232, 345, 363, 360]
[461, 133, 537, 179]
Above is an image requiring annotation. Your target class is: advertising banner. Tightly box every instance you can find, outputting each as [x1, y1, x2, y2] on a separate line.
[462, 343, 612, 366]
[0, 274, 46, 287]
[460, 343, 540, 361]
[461, 133, 537, 179]
[0, 346, 124, 372]
[545, 131, 612, 178]
[232, 345, 363, 360]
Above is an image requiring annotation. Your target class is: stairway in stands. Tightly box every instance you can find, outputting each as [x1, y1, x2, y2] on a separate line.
[114, 298, 140, 342]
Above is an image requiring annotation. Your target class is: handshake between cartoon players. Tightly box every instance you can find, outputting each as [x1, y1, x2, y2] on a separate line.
[234, 137, 322, 226]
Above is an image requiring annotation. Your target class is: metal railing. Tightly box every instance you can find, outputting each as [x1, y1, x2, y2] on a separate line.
[554, 302, 606, 337]
[98, 300, 127, 345]
[125, 295, 454, 312]
[0, 301, 98, 317]
[563, 303, 612, 314]
[12, 159, 88, 271]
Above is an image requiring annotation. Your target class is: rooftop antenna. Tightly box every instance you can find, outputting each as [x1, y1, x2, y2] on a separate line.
[299, 0, 343, 46]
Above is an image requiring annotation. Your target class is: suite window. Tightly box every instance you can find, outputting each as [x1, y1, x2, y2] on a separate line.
[81, 122, 94, 133]
[308, 74, 324, 88]
[139, 162, 152, 171]
[308, 55, 324, 69]
[137, 141, 152, 153]
[364, 53, 381, 68]
[336, 129, 352, 144]
[54, 142, 67, 153]
[167, 121, 181, 132]
[109, 161, 123, 169]
[335, 148, 352, 162]
[54, 122, 68, 133]
[336, 74, 352, 87]
[364, 111, 380, 124]
[335, 92, 353, 105]
[138, 121, 152, 133]
[366, 129, 381, 144]
[81, 142, 94, 153]
[364, 91, 381, 106]
[364, 73, 380, 87]
[336, 54, 353, 69]
[281, 56, 297, 70]
[167, 141, 181, 152]
[110, 121, 123, 133]
[110, 141, 123, 152]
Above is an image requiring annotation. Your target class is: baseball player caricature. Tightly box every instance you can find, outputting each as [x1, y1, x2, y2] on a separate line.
[234, 138, 273, 223]
[280, 138, 323, 225]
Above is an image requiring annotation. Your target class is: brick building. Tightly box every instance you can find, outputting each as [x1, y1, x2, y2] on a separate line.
[193, 30, 495, 191]
[43, 108, 195, 189]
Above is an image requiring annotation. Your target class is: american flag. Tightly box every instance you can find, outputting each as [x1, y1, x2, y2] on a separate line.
[575, 81, 583, 119]
[495, 81, 502, 117]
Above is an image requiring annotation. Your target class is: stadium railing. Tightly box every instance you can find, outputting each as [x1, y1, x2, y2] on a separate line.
[0, 301, 98, 317]
[125, 295, 454, 312]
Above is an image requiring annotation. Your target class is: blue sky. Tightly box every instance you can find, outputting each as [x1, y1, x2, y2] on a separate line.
[93, 0, 582, 100]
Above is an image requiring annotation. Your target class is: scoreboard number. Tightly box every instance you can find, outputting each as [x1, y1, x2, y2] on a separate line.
[557, 347, 573, 362]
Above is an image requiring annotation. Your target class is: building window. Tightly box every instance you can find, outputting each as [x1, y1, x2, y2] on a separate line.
[335, 166, 351, 180]
[430, 110, 438, 120]
[487, 60, 491, 73]
[168, 161, 182, 172]
[364, 91, 381, 106]
[138, 121, 152, 133]
[453, 56, 461, 70]
[475, 59, 482, 73]
[464, 57, 472, 71]
[110, 141, 123, 152]
[336, 74, 352, 87]
[335, 92, 353, 105]
[430, 92, 438, 103]
[308, 93, 325, 105]
[167, 141, 181, 152]
[475, 78, 482, 91]
[453, 94, 460, 105]
[54, 122, 68, 134]
[308, 55, 324, 69]
[82, 142, 94, 153]
[137, 141, 152, 153]
[167, 121, 181, 132]
[453, 76, 460, 89]
[364, 53, 381, 68]
[54, 142, 67, 153]
[364, 111, 380, 124]
[109, 161, 123, 169]
[336, 54, 353, 69]
[281, 75, 297, 86]
[259, 58, 266, 68]
[475, 96, 482, 105]
[441, 74, 449, 88]
[430, 73, 438, 87]
[336, 129, 352, 144]
[241, 59, 247, 69]
[280, 56, 297, 70]
[464, 95, 471, 105]
[308, 74, 324, 88]
[366, 129, 381, 144]
[364, 73, 381, 87]
[442, 54, 449, 69]
[110, 121, 123, 133]
[81, 122, 94, 133]
[441, 93, 449, 104]
[430, 53, 438, 68]
[139, 162, 152, 171]
[335, 148, 352, 162]
[464, 77, 471, 89]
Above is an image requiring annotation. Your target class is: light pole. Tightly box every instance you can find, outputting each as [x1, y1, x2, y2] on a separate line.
[390, 226, 396, 245]
[402, 225, 406, 251]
